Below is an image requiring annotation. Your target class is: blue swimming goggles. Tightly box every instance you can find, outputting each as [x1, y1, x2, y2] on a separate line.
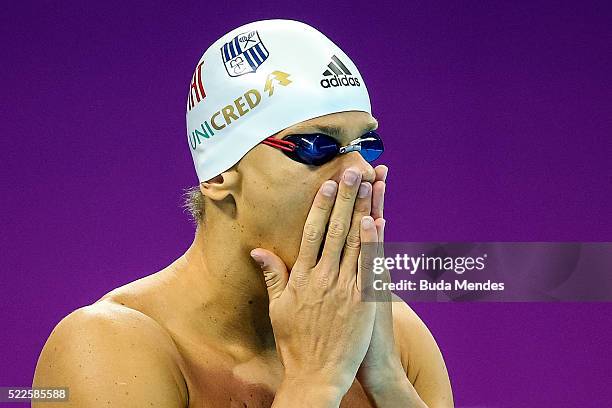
[261, 131, 384, 166]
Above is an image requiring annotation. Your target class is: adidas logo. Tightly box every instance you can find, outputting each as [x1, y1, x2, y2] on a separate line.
[320, 55, 361, 89]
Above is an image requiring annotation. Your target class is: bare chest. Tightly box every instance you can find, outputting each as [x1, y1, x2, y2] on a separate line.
[176, 341, 373, 408]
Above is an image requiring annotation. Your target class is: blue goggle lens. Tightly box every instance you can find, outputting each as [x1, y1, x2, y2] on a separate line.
[283, 131, 383, 165]
[285, 133, 339, 165]
[359, 132, 384, 162]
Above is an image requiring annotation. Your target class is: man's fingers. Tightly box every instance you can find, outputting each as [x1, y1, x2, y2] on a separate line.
[372, 166, 387, 220]
[293, 180, 338, 273]
[371, 180, 385, 220]
[356, 216, 378, 292]
[339, 182, 372, 280]
[320, 168, 362, 270]
[251, 248, 289, 302]
[375, 218, 386, 243]
[373, 218, 391, 301]
[374, 165, 388, 183]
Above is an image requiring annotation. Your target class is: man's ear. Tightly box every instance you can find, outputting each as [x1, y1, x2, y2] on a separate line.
[199, 169, 241, 202]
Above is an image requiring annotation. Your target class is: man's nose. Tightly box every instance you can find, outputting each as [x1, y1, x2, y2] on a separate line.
[335, 152, 376, 183]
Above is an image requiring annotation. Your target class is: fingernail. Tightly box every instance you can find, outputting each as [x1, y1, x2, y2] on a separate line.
[321, 181, 337, 197]
[358, 182, 371, 198]
[343, 168, 360, 186]
[250, 250, 264, 267]
[382, 167, 389, 182]
[362, 216, 374, 228]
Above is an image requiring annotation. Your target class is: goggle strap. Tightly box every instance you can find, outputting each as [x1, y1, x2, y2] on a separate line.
[262, 137, 296, 152]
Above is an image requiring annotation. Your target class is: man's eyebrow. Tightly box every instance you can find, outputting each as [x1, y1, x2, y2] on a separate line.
[313, 125, 344, 138]
[312, 122, 379, 139]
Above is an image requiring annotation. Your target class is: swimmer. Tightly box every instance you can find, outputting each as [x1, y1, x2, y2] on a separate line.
[33, 19, 453, 407]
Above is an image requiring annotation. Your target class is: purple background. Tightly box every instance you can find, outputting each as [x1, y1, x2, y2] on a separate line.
[2, 1, 611, 407]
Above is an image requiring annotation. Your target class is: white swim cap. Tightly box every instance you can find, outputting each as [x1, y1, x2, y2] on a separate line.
[186, 19, 371, 182]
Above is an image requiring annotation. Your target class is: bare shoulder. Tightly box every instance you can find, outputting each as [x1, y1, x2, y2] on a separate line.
[33, 300, 188, 407]
[391, 298, 454, 407]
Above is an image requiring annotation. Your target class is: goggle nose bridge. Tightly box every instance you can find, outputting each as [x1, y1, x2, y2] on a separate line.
[339, 145, 362, 154]
[338, 136, 378, 154]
